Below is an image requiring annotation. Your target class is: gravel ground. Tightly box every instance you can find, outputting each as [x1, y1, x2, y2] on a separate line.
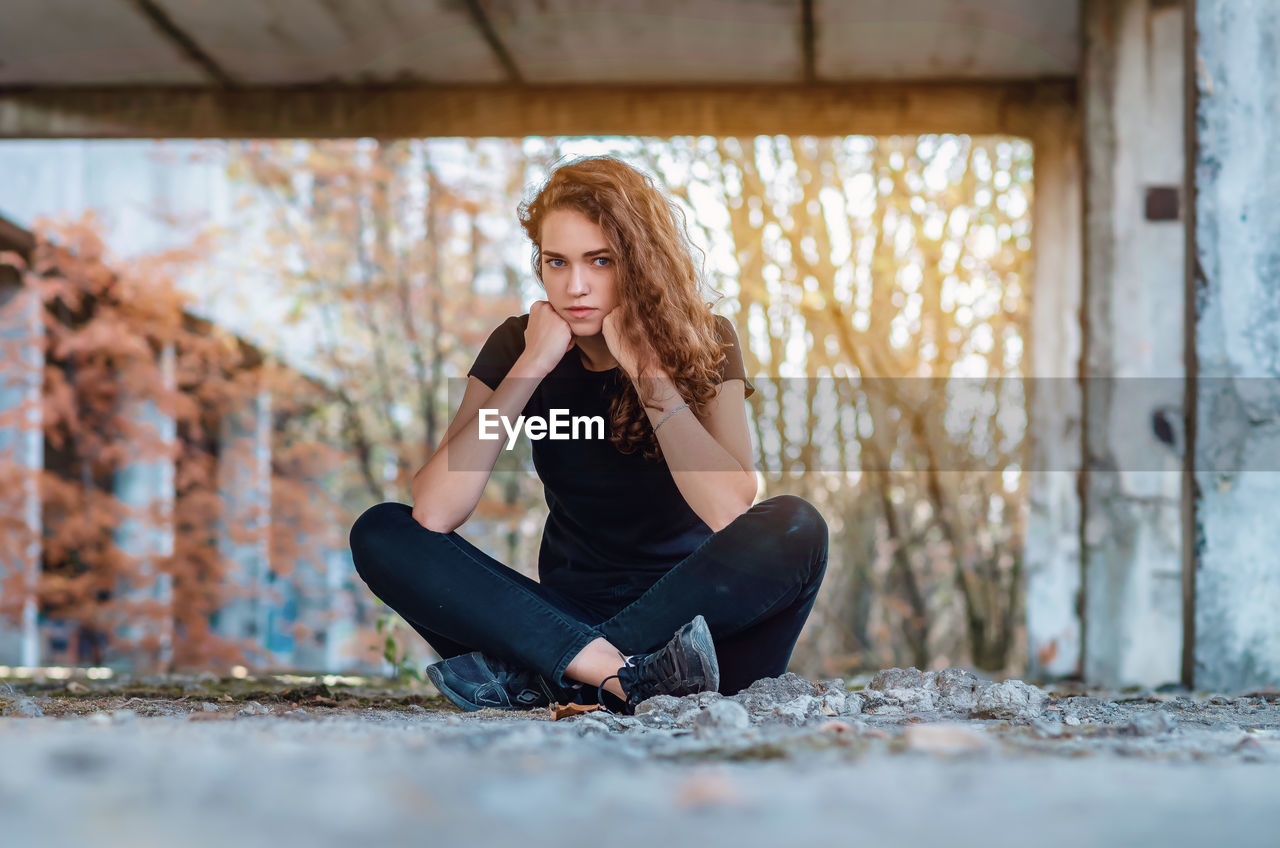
[2, 670, 1278, 848]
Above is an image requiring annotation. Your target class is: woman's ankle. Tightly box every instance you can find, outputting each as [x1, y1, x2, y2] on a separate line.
[564, 637, 630, 700]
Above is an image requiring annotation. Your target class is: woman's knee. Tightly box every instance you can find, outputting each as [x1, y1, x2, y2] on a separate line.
[734, 495, 828, 586]
[760, 494, 828, 552]
[348, 501, 413, 582]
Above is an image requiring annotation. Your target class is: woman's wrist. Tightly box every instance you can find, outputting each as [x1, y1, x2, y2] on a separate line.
[652, 403, 689, 433]
[513, 350, 555, 380]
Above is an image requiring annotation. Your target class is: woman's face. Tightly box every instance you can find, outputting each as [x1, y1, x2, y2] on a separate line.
[538, 208, 619, 335]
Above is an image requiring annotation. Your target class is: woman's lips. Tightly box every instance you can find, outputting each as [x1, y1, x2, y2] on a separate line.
[566, 307, 597, 318]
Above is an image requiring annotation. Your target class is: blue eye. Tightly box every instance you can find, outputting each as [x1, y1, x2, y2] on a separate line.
[546, 257, 610, 267]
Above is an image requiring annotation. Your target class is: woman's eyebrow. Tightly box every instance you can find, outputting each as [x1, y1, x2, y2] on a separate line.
[542, 248, 611, 258]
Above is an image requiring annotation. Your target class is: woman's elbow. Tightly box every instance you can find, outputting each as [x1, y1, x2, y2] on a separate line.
[706, 496, 754, 534]
[411, 503, 461, 535]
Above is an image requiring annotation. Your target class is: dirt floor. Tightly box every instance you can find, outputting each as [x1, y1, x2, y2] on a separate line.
[2, 669, 1277, 847]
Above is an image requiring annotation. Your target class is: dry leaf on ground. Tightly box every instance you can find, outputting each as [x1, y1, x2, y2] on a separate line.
[552, 703, 603, 720]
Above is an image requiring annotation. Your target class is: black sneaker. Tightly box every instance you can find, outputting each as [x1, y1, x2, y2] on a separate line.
[425, 652, 558, 712]
[601, 614, 720, 713]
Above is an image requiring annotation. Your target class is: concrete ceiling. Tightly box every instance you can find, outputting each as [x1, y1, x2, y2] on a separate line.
[0, 0, 1080, 88]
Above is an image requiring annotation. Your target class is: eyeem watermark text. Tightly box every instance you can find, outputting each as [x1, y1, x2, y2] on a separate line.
[478, 408, 605, 450]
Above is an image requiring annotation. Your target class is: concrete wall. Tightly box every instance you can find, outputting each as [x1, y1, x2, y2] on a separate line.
[1080, 0, 1186, 688]
[0, 139, 317, 370]
[0, 140, 229, 259]
[1191, 0, 1280, 690]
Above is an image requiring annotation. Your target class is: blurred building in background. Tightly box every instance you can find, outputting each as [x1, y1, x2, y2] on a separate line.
[0, 213, 373, 673]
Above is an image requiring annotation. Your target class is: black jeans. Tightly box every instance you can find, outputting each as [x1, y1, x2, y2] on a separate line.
[348, 494, 828, 697]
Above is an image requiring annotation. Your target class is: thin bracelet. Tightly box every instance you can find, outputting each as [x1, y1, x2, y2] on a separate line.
[652, 402, 689, 433]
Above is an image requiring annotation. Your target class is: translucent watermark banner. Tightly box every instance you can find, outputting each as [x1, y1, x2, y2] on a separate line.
[444, 376, 1280, 472]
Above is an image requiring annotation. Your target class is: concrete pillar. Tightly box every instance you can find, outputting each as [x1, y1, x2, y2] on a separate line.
[1190, 0, 1280, 690]
[325, 548, 358, 672]
[1081, 0, 1186, 688]
[108, 342, 176, 672]
[0, 274, 44, 667]
[214, 383, 272, 662]
[263, 571, 297, 664]
[284, 448, 346, 672]
[1026, 98, 1085, 679]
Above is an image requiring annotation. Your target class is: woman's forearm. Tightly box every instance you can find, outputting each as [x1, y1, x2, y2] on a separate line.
[411, 354, 547, 533]
[634, 373, 757, 533]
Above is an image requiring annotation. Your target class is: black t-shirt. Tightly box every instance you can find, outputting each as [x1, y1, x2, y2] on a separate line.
[466, 312, 755, 608]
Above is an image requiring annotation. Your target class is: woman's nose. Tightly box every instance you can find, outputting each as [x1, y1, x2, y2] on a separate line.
[567, 266, 589, 294]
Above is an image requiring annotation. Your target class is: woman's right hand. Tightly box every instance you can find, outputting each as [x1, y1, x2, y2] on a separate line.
[522, 300, 576, 374]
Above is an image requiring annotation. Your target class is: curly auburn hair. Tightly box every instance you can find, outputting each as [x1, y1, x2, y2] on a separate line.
[518, 155, 730, 463]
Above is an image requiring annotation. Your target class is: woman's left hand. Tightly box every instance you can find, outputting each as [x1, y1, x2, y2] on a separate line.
[601, 309, 661, 379]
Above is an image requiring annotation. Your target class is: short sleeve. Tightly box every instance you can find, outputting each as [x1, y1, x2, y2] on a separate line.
[713, 314, 755, 399]
[466, 314, 528, 391]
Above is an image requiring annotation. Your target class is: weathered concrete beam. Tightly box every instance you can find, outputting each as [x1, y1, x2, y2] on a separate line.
[0, 81, 1074, 139]
[1189, 0, 1280, 691]
[1026, 96, 1084, 680]
[1080, 0, 1186, 689]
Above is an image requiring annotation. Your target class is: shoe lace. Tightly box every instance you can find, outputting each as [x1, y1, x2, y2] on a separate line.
[485, 655, 554, 701]
[485, 655, 526, 684]
[645, 644, 681, 686]
[595, 644, 680, 714]
[596, 674, 622, 713]
[597, 653, 641, 714]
